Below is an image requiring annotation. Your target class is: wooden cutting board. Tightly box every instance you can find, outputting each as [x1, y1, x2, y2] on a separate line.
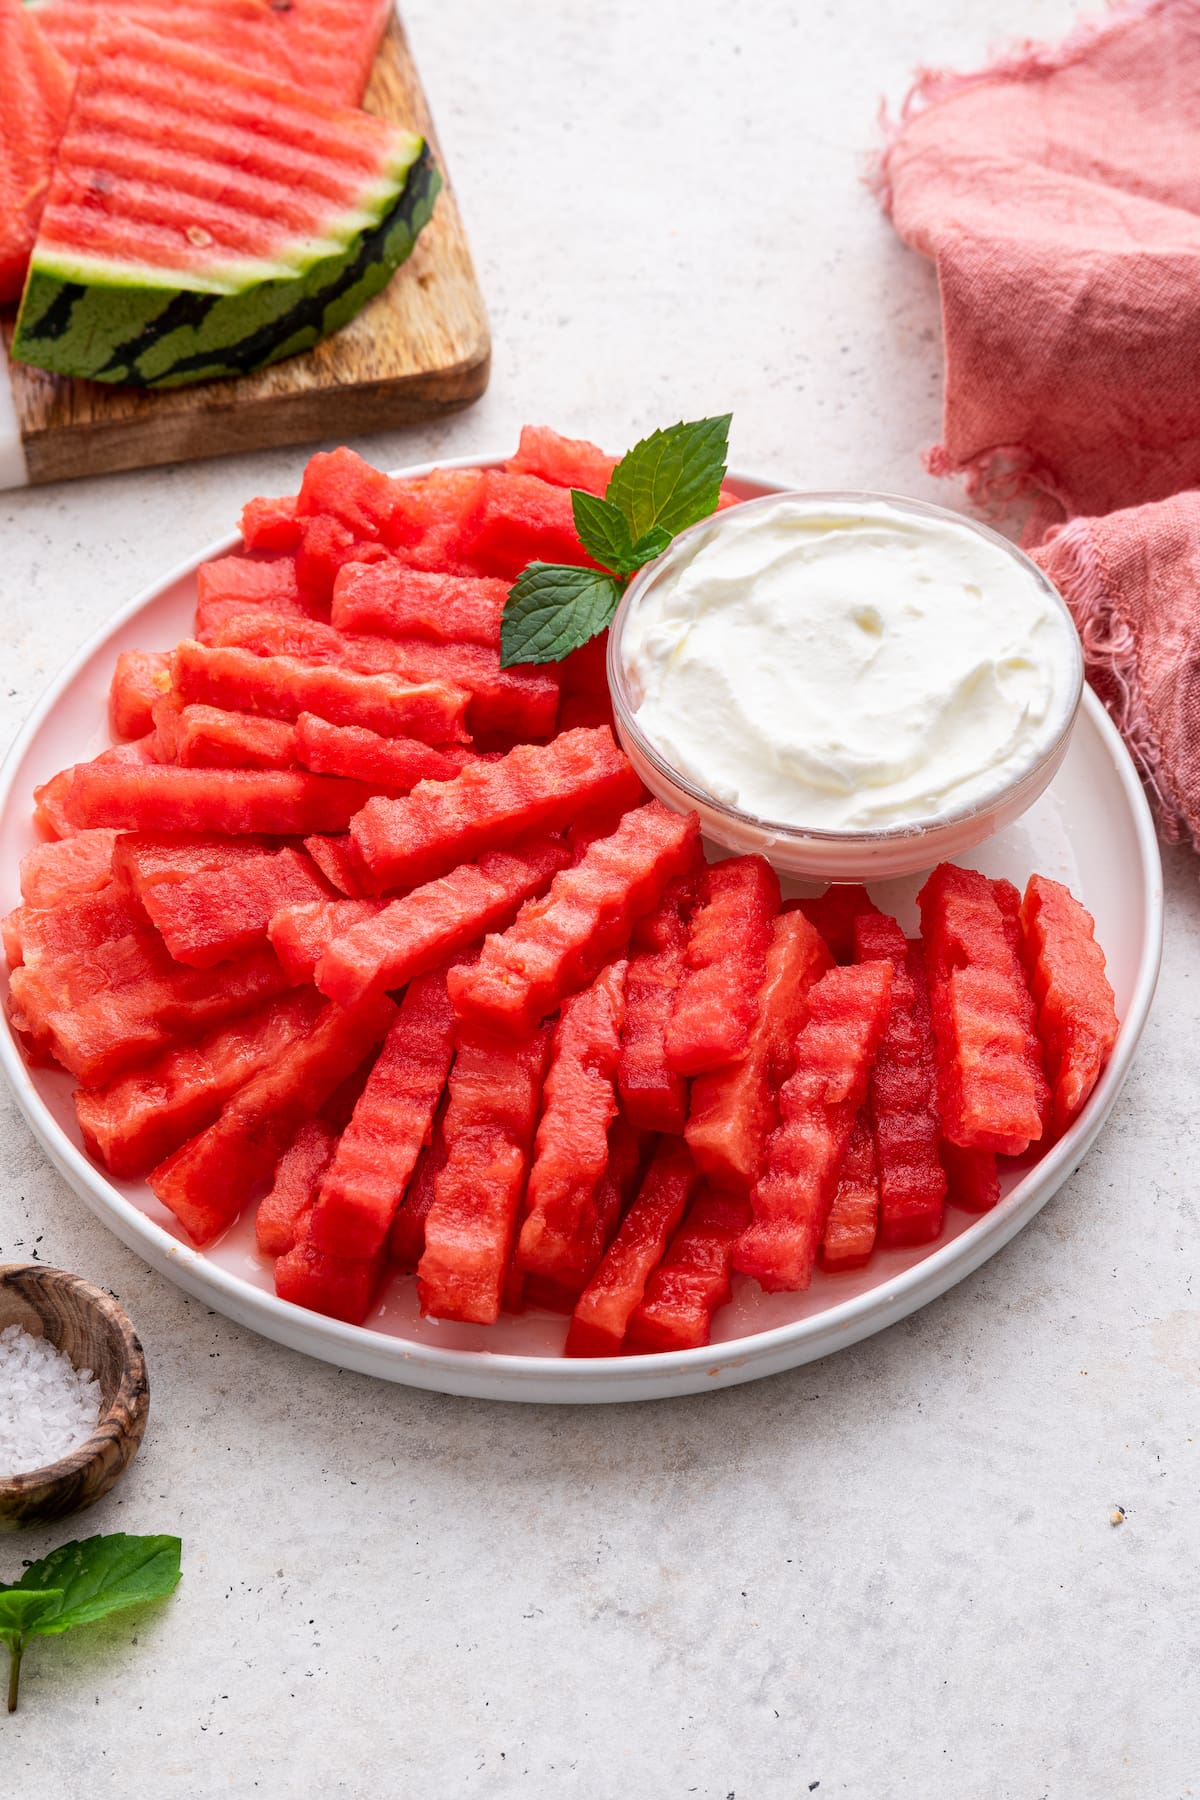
[0, 11, 490, 490]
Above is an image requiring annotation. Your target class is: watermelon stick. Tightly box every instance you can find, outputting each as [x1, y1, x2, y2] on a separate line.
[565, 1144, 702, 1357]
[734, 962, 894, 1294]
[308, 969, 458, 1260]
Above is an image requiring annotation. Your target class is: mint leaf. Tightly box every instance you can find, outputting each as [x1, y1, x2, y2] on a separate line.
[630, 525, 673, 565]
[571, 491, 637, 574]
[501, 564, 623, 666]
[16, 1533, 181, 1633]
[2, 1534, 181, 1712]
[605, 415, 731, 543]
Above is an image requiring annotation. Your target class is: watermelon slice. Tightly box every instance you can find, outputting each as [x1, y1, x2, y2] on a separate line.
[173, 706, 298, 771]
[308, 969, 457, 1259]
[331, 566, 510, 649]
[0, 0, 71, 305]
[625, 1188, 751, 1352]
[67, 765, 373, 836]
[75, 987, 325, 1179]
[109, 652, 172, 742]
[19, 830, 117, 910]
[171, 640, 471, 745]
[11, 23, 440, 389]
[255, 1118, 340, 1258]
[27, 0, 393, 105]
[565, 1145, 702, 1357]
[150, 990, 396, 1245]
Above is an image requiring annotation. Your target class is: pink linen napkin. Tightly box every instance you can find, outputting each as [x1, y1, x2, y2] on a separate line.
[879, 0, 1200, 845]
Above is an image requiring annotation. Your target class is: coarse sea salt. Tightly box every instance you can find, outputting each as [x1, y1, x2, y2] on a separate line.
[0, 1322, 102, 1477]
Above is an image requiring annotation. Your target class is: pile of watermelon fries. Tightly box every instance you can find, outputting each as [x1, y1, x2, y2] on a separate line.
[2, 430, 1119, 1355]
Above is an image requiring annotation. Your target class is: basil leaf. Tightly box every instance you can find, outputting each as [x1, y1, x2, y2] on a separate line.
[571, 491, 637, 574]
[501, 564, 623, 666]
[605, 415, 731, 543]
[16, 1534, 181, 1634]
[0, 1589, 63, 1639]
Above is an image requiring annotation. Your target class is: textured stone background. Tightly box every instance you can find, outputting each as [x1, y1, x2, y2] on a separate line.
[2, 2, 1196, 1794]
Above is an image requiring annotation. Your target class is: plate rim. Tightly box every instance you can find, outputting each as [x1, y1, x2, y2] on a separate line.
[0, 456, 1165, 1401]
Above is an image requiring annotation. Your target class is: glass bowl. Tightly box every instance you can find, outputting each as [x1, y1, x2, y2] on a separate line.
[606, 489, 1085, 882]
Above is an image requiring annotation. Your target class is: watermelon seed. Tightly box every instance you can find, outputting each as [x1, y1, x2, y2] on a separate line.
[187, 226, 214, 249]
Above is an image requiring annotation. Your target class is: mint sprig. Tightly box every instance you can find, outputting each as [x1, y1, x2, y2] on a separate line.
[500, 414, 731, 667]
[1, 1532, 182, 1713]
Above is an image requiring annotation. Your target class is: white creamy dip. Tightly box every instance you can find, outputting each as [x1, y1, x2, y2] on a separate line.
[619, 495, 1081, 832]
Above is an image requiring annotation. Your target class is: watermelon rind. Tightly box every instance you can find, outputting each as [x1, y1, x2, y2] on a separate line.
[12, 137, 440, 389]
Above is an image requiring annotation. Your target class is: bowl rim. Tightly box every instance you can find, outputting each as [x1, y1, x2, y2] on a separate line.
[0, 1261, 148, 1496]
[607, 487, 1086, 846]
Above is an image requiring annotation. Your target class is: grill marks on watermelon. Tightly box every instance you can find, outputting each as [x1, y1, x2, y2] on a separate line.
[449, 802, 701, 1036]
[516, 961, 628, 1286]
[0, 0, 71, 304]
[211, 611, 560, 742]
[28, 0, 393, 105]
[625, 1187, 751, 1352]
[139, 844, 332, 967]
[66, 764, 373, 836]
[308, 970, 456, 1259]
[1019, 875, 1118, 1133]
[919, 863, 1049, 1157]
[150, 990, 396, 1244]
[332, 564, 509, 648]
[565, 1144, 702, 1357]
[685, 909, 833, 1193]
[350, 726, 642, 891]
[852, 914, 947, 1248]
[417, 1024, 553, 1325]
[665, 855, 781, 1076]
[172, 639, 471, 745]
[12, 23, 439, 389]
[75, 986, 325, 1179]
[735, 961, 894, 1294]
[316, 837, 571, 1006]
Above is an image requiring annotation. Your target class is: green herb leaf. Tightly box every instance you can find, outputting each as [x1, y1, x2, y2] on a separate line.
[570, 491, 637, 574]
[2, 1535, 181, 1712]
[500, 563, 623, 667]
[605, 415, 731, 544]
[630, 525, 673, 565]
[15, 1533, 182, 1634]
[0, 1589, 63, 1640]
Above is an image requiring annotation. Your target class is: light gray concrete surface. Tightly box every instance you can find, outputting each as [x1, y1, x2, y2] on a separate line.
[2, 1, 1197, 1794]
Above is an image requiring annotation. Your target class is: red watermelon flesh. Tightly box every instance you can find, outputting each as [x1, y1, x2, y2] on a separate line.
[27, 0, 393, 106]
[0, 0, 71, 304]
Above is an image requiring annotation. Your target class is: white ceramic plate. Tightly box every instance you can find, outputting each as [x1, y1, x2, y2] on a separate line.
[0, 460, 1164, 1403]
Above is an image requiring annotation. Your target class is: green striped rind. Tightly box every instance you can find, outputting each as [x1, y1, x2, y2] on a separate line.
[11, 139, 441, 389]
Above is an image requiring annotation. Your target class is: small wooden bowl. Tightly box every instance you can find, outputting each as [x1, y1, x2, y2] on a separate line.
[0, 1264, 149, 1532]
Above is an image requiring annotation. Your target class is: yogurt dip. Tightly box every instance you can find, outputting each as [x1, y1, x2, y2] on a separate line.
[616, 494, 1082, 835]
